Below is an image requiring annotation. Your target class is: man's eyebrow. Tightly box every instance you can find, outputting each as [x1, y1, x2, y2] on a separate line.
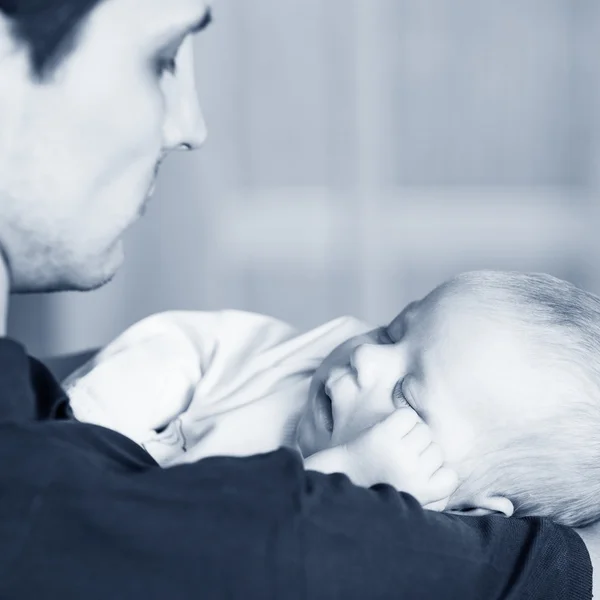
[189, 7, 213, 34]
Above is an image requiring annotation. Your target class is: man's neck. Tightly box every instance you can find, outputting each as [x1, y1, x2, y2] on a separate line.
[0, 253, 9, 336]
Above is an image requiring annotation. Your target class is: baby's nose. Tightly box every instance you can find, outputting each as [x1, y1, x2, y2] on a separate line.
[350, 343, 385, 387]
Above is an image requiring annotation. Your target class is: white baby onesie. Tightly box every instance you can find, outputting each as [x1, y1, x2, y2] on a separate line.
[65, 310, 371, 467]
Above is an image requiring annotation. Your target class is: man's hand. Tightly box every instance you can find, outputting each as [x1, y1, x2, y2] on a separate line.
[304, 408, 458, 510]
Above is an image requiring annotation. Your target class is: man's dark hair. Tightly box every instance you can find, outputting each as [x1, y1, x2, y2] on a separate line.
[0, 0, 104, 81]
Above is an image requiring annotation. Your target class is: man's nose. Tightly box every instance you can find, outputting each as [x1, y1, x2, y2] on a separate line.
[172, 111, 207, 152]
[162, 38, 208, 151]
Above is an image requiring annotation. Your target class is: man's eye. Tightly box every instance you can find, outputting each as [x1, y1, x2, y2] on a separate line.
[154, 36, 185, 77]
[391, 379, 408, 406]
[154, 55, 177, 77]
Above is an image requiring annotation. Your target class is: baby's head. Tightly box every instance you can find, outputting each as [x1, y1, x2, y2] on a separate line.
[297, 270, 600, 526]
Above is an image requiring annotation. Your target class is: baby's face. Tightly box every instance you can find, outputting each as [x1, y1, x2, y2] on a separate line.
[297, 286, 556, 478]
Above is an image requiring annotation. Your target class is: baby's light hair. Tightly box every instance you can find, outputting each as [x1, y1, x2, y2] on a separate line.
[443, 270, 600, 527]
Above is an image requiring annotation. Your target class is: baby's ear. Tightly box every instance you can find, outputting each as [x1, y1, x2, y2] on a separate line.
[447, 495, 514, 518]
[478, 495, 514, 517]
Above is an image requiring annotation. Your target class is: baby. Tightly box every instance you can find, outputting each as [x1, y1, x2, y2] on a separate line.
[301, 269, 600, 526]
[65, 270, 600, 527]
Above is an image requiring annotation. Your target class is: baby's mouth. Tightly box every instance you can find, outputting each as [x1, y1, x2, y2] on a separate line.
[315, 382, 334, 433]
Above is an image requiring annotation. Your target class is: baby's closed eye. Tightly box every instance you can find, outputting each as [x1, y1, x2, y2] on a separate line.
[392, 378, 409, 407]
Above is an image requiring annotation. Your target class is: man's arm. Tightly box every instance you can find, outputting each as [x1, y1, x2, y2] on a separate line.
[0, 336, 592, 598]
[0, 439, 591, 600]
[299, 467, 592, 599]
[576, 522, 600, 597]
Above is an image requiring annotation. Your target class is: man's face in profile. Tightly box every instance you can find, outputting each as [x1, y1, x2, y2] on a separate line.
[0, 0, 212, 292]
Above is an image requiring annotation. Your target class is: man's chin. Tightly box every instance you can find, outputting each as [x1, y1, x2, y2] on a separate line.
[72, 241, 124, 291]
[12, 240, 124, 294]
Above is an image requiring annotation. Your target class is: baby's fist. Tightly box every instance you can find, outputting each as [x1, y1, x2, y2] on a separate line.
[305, 409, 458, 510]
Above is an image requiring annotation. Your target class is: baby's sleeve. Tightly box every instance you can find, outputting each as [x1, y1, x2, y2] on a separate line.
[64, 310, 298, 447]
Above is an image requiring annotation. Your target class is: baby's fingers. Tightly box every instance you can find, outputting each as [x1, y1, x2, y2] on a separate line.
[419, 442, 444, 474]
[371, 407, 421, 439]
[403, 422, 432, 454]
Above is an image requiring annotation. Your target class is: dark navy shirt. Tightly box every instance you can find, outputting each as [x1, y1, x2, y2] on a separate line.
[0, 338, 592, 599]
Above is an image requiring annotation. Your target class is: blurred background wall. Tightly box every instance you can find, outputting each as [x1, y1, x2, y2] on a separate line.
[9, 0, 600, 358]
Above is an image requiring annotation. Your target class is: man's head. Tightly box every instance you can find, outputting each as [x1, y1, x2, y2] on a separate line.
[0, 0, 211, 292]
[297, 270, 600, 526]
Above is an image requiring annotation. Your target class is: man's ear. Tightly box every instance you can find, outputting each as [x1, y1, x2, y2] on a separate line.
[448, 495, 514, 518]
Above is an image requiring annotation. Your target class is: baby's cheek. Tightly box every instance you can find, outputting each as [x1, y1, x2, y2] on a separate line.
[427, 416, 473, 471]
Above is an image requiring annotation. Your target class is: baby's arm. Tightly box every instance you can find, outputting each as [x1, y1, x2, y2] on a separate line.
[64, 309, 299, 447]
